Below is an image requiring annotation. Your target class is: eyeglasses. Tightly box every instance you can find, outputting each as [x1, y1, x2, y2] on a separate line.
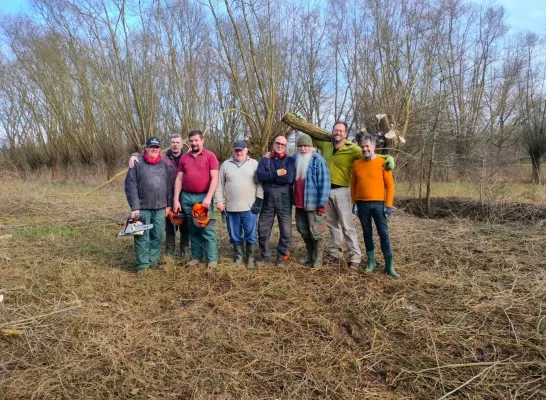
[274, 142, 287, 147]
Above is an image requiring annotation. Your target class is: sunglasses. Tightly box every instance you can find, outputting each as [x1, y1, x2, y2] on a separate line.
[274, 142, 287, 147]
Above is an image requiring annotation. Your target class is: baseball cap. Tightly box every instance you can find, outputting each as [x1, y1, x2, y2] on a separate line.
[145, 137, 161, 147]
[233, 140, 247, 150]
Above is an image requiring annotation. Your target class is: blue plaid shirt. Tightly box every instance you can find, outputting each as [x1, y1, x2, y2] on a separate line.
[295, 151, 331, 211]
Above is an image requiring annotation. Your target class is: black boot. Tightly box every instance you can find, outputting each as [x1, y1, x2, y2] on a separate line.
[299, 237, 314, 265]
[165, 234, 175, 257]
[233, 244, 245, 267]
[246, 242, 256, 269]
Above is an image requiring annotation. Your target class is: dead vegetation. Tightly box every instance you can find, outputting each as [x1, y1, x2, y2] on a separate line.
[0, 179, 545, 399]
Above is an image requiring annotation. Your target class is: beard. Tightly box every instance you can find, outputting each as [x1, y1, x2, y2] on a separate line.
[190, 145, 200, 153]
[296, 151, 313, 180]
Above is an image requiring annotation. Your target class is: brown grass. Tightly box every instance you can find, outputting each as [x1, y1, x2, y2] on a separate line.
[0, 178, 545, 399]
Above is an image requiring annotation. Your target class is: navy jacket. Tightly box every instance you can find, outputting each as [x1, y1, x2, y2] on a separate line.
[256, 154, 295, 192]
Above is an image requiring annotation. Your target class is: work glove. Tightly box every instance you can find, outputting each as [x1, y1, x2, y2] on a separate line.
[383, 155, 395, 171]
[276, 169, 287, 176]
[352, 204, 358, 215]
[384, 206, 393, 218]
[251, 197, 263, 214]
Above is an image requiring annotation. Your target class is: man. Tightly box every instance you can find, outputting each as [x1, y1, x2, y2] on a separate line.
[351, 135, 399, 278]
[256, 136, 296, 265]
[173, 130, 219, 268]
[129, 134, 190, 259]
[293, 134, 331, 269]
[312, 121, 394, 270]
[124, 137, 173, 273]
[215, 140, 264, 269]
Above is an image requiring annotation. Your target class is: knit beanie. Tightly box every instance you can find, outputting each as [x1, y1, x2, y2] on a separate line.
[297, 133, 313, 147]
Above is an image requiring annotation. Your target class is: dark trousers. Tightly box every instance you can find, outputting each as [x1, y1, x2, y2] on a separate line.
[356, 201, 392, 256]
[258, 190, 292, 260]
[165, 214, 189, 249]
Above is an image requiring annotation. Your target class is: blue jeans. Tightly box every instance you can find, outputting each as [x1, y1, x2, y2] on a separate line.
[225, 210, 257, 245]
[134, 209, 165, 269]
[356, 201, 392, 256]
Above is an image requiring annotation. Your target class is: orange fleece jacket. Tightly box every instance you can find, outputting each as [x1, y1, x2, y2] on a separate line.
[350, 157, 394, 207]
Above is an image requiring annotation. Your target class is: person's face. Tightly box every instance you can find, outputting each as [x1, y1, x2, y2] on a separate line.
[332, 123, 347, 143]
[146, 145, 161, 159]
[188, 134, 204, 153]
[273, 136, 287, 154]
[297, 145, 312, 155]
[233, 147, 248, 162]
[360, 140, 375, 159]
[170, 137, 182, 154]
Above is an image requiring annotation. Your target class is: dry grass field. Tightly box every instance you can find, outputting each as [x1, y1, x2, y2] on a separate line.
[1, 177, 545, 399]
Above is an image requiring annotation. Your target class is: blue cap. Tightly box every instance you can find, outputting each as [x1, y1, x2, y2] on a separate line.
[233, 140, 247, 150]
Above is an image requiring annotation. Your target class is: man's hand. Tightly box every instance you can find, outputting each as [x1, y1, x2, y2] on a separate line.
[352, 204, 358, 215]
[130, 210, 140, 219]
[317, 207, 326, 216]
[276, 169, 287, 176]
[263, 152, 271, 159]
[173, 200, 181, 213]
[202, 196, 212, 209]
[216, 202, 225, 212]
[251, 198, 263, 214]
[164, 207, 172, 217]
[383, 155, 395, 171]
[384, 206, 393, 218]
[128, 155, 139, 168]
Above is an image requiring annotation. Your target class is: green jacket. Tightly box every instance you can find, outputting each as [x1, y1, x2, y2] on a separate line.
[313, 139, 362, 187]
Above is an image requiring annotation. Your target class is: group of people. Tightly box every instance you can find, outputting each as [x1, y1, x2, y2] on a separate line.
[124, 123, 400, 278]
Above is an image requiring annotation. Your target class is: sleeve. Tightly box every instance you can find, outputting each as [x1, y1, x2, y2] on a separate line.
[384, 168, 394, 207]
[214, 162, 226, 204]
[254, 162, 264, 199]
[256, 157, 275, 182]
[277, 157, 295, 185]
[124, 164, 140, 211]
[209, 152, 220, 170]
[352, 143, 363, 161]
[317, 158, 331, 208]
[165, 162, 173, 207]
[313, 138, 327, 152]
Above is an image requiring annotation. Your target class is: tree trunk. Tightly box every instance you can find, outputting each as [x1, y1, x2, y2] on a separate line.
[281, 113, 332, 141]
[531, 153, 541, 184]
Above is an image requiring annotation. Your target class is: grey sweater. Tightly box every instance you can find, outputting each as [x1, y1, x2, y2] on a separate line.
[214, 156, 264, 212]
[125, 155, 173, 211]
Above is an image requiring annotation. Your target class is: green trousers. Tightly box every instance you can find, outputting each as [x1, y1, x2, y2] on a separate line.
[134, 209, 165, 270]
[181, 192, 218, 262]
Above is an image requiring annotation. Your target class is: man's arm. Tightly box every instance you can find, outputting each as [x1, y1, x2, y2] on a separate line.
[316, 158, 331, 214]
[173, 171, 183, 212]
[202, 169, 219, 209]
[214, 163, 226, 211]
[384, 169, 394, 208]
[124, 165, 140, 213]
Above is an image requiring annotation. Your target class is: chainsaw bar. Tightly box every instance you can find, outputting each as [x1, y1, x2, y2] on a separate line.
[118, 223, 154, 237]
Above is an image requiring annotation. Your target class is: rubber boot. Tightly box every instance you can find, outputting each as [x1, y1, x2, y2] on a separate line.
[233, 244, 245, 267]
[246, 242, 256, 269]
[365, 251, 376, 273]
[165, 234, 175, 257]
[299, 237, 314, 265]
[312, 239, 324, 269]
[383, 254, 400, 278]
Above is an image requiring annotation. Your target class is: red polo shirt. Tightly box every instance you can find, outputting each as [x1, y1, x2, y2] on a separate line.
[178, 148, 219, 194]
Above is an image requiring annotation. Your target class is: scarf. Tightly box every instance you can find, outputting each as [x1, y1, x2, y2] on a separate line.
[144, 152, 161, 164]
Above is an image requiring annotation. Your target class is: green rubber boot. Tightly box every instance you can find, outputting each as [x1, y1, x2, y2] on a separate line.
[246, 242, 256, 269]
[365, 251, 376, 273]
[233, 244, 245, 267]
[312, 239, 324, 269]
[299, 237, 314, 265]
[383, 254, 400, 278]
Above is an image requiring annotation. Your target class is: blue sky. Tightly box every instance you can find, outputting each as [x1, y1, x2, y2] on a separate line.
[0, 0, 544, 33]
